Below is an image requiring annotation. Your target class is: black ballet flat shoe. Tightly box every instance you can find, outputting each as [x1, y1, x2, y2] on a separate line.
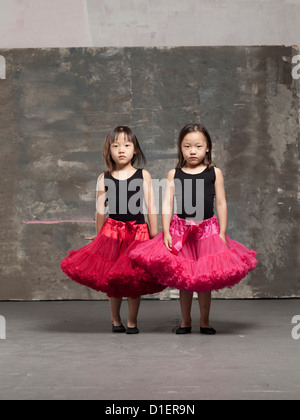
[112, 323, 126, 333]
[200, 327, 216, 335]
[175, 326, 192, 335]
[126, 326, 139, 334]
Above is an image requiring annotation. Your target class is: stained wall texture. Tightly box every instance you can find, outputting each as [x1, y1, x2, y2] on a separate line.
[0, 0, 300, 48]
[0, 46, 299, 300]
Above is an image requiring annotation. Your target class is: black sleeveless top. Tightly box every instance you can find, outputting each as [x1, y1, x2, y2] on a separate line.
[104, 169, 145, 224]
[174, 166, 215, 220]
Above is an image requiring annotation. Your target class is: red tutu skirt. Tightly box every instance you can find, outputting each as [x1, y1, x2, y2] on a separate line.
[129, 214, 258, 294]
[60, 217, 166, 299]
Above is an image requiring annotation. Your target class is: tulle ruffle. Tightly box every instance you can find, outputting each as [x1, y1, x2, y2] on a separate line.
[129, 214, 258, 294]
[105, 239, 166, 299]
[60, 217, 165, 298]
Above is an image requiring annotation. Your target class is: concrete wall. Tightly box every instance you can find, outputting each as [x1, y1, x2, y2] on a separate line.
[0, 0, 299, 48]
[0, 45, 299, 300]
[0, 1, 299, 300]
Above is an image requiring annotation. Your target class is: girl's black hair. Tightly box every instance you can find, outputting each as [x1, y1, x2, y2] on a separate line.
[176, 123, 215, 169]
[103, 126, 147, 173]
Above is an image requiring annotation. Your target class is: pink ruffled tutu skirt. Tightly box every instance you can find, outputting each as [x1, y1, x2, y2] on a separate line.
[129, 214, 258, 294]
[60, 217, 165, 299]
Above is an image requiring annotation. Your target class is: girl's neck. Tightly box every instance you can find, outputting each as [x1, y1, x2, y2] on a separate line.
[183, 163, 207, 172]
[114, 162, 135, 171]
[112, 163, 137, 178]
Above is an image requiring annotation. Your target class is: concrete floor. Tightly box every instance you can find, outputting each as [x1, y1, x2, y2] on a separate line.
[0, 299, 299, 400]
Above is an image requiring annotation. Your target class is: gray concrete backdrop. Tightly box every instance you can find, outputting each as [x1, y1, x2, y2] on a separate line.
[0, 300, 299, 400]
[0, 46, 298, 300]
[86, 0, 300, 48]
[1, 0, 300, 48]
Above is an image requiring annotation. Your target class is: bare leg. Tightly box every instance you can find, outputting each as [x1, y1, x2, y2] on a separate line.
[179, 290, 193, 328]
[198, 292, 212, 328]
[109, 297, 123, 326]
[127, 297, 141, 328]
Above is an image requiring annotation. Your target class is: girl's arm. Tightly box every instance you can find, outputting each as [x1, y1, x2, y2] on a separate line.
[85, 173, 106, 240]
[96, 173, 107, 234]
[162, 169, 175, 251]
[142, 170, 158, 238]
[214, 167, 228, 245]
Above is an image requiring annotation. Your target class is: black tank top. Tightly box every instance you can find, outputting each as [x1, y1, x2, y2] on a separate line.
[174, 166, 215, 220]
[104, 169, 145, 224]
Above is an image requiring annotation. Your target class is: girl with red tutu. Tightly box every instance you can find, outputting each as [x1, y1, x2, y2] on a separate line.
[130, 123, 258, 335]
[60, 126, 165, 334]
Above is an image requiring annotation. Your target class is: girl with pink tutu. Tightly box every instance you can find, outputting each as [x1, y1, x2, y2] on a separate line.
[60, 126, 165, 334]
[129, 123, 258, 335]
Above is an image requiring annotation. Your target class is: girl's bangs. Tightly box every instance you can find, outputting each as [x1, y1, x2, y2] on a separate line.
[110, 127, 134, 144]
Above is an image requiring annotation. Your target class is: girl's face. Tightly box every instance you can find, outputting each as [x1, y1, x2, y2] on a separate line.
[181, 131, 209, 167]
[110, 132, 136, 166]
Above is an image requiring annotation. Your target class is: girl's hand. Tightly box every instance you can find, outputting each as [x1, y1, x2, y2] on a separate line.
[219, 232, 227, 246]
[85, 235, 97, 241]
[163, 232, 173, 252]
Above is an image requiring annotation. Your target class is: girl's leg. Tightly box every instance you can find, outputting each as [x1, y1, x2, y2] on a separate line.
[109, 297, 123, 326]
[198, 292, 212, 328]
[179, 290, 193, 327]
[127, 297, 141, 328]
